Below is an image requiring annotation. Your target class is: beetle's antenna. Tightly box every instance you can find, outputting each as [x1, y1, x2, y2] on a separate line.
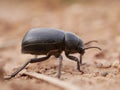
[84, 46, 102, 51]
[84, 40, 98, 45]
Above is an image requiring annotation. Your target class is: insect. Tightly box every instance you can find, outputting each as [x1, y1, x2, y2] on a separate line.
[5, 28, 101, 79]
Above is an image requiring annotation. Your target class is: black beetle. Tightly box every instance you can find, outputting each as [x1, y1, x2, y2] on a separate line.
[5, 28, 101, 79]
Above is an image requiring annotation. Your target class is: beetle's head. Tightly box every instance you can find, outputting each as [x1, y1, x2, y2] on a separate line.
[78, 40, 102, 62]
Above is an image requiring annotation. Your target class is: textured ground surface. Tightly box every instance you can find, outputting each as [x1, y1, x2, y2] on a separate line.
[0, 1, 120, 90]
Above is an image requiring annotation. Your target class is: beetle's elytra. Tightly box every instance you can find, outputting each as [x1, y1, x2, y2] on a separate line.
[5, 28, 101, 79]
[22, 28, 65, 55]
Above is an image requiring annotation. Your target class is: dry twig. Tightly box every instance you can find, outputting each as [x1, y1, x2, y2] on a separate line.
[23, 71, 81, 90]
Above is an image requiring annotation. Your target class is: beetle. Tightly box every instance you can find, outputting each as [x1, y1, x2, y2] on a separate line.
[5, 28, 101, 79]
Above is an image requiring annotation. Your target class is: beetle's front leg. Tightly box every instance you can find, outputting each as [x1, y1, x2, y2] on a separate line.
[65, 53, 83, 73]
[80, 54, 86, 66]
[80, 54, 82, 64]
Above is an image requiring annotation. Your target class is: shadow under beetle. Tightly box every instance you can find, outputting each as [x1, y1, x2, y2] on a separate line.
[5, 28, 101, 79]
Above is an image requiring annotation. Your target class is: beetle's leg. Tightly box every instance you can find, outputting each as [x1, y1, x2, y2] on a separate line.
[65, 53, 83, 73]
[80, 54, 85, 65]
[79, 54, 86, 65]
[30, 54, 51, 63]
[80, 54, 82, 64]
[4, 59, 31, 80]
[57, 55, 63, 79]
[5, 54, 51, 80]
[79, 54, 85, 66]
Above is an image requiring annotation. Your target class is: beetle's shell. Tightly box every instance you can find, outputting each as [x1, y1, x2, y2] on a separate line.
[22, 28, 65, 55]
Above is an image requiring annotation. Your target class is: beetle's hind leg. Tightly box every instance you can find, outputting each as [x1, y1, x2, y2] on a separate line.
[4, 54, 51, 80]
[4, 59, 31, 80]
[54, 54, 63, 79]
[30, 54, 51, 63]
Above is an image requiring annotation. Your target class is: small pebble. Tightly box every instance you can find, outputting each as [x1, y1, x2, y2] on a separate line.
[106, 73, 114, 78]
[112, 60, 120, 68]
[101, 72, 108, 77]
[96, 63, 111, 68]
[96, 63, 103, 68]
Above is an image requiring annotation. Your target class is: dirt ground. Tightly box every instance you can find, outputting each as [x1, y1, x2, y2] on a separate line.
[0, 0, 120, 90]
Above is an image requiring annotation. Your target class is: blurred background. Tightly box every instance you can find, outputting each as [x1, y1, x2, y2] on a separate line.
[0, 0, 120, 90]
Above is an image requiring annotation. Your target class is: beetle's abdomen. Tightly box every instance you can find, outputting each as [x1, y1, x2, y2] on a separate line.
[22, 28, 65, 55]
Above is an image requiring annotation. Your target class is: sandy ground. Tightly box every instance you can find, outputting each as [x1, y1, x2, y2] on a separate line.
[0, 1, 120, 90]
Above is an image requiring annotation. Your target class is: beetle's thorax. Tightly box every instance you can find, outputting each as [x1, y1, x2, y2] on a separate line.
[64, 32, 84, 54]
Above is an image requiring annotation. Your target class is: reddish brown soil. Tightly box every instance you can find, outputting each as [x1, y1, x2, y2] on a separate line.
[0, 1, 120, 90]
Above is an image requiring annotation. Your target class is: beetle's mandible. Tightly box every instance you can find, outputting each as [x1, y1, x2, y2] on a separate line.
[5, 28, 101, 79]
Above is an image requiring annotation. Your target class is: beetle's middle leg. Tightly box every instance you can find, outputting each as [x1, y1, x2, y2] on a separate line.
[54, 54, 63, 79]
[5, 54, 51, 80]
[65, 53, 83, 73]
[58, 55, 63, 79]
